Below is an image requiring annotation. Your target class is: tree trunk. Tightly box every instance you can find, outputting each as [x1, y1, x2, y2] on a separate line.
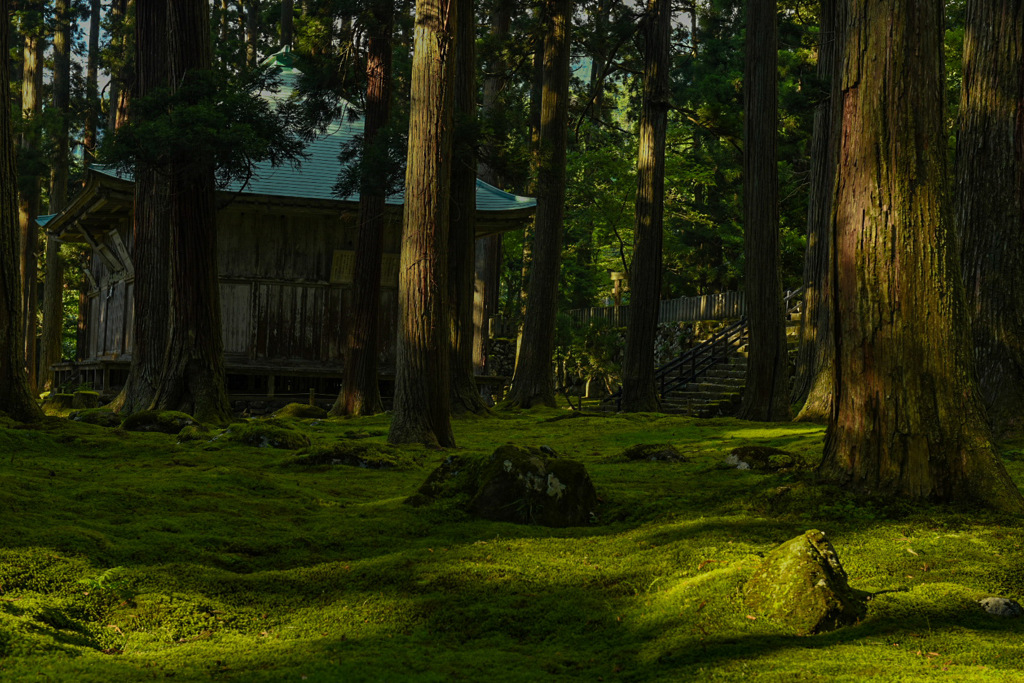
[448, 0, 488, 416]
[736, 0, 790, 422]
[505, 0, 571, 409]
[111, 0, 171, 416]
[819, 0, 1024, 512]
[956, 0, 1024, 439]
[793, 0, 841, 422]
[474, 5, 510, 375]
[246, 0, 261, 69]
[150, 0, 232, 424]
[0, 2, 42, 422]
[39, 0, 72, 392]
[109, 0, 134, 132]
[281, 0, 294, 48]
[333, 0, 393, 418]
[620, 0, 671, 413]
[388, 0, 457, 446]
[18, 29, 43, 394]
[83, 0, 101, 162]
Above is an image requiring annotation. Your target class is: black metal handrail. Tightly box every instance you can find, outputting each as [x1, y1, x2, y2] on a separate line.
[604, 288, 803, 411]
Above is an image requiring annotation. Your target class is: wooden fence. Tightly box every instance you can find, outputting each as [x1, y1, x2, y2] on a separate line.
[566, 290, 747, 328]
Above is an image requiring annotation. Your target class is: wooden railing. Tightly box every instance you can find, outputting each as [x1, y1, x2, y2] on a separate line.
[567, 290, 747, 327]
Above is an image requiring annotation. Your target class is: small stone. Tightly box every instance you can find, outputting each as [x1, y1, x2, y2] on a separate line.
[979, 597, 1024, 618]
[622, 443, 686, 463]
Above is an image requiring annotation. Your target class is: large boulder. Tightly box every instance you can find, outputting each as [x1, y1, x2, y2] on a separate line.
[744, 529, 867, 634]
[410, 445, 599, 527]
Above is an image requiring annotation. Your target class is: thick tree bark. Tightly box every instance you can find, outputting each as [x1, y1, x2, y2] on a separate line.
[18, 29, 43, 394]
[333, 0, 393, 418]
[448, 0, 488, 415]
[112, 0, 171, 416]
[505, 0, 571, 409]
[83, 0, 101, 162]
[620, 0, 671, 413]
[151, 0, 232, 423]
[0, 2, 42, 422]
[39, 0, 72, 392]
[388, 0, 457, 446]
[736, 0, 789, 422]
[793, 0, 841, 422]
[820, 0, 1024, 512]
[956, 0, 1024, 439]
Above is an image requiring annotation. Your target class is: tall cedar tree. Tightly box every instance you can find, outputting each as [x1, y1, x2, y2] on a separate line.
[39, 0, 72, 391]
[505, 0, 571, 409]
[449, 0, 488, 415]
[819, 0, 1024, 511]
[83, 0, 101, 161]
[108, 0, 133, 132]
[150, 0, 232, 423]
[620, 0, 671, 412]
[736, 0, 789, 421]
[956, 0, 1024, 438]
[0, 0, 42, 422]
[473, 6, 510, 374]
[388, 0, 457, 446]
[111, 0, 171, 415]
[282, 0, 294, 47]
[18, 10, 43, 393]
[793, 0, 841, 421]
[333, 0, 394, 417]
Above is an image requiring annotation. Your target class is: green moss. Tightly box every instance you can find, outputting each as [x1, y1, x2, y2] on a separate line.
[121, 410, 199, 434]
[290, 442, 419, 469]
[1, 412, 1023, 680]
[225, 420, 311, 450]
[274, 403, 328, 420]
[69, 408, 121, 428]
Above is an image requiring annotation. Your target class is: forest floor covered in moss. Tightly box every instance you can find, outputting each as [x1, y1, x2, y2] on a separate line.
[2, 406, 1024, 681]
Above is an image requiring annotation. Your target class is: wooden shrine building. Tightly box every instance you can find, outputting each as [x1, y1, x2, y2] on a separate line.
[44, 51, 535, 401]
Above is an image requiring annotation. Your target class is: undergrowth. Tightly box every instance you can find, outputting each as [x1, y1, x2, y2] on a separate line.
[1, 409, 1023, 681]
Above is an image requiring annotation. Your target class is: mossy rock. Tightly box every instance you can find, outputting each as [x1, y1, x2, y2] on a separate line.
[71, 391, 101, 410]
[121, 410, 199, 434]
[177, 425, 211, 443]
[621, 443, 686, 463]
[41, 394, 75, 414]
[409, 445, 598, 527]
[726, 445, 805, 471]
[68, 409, 121, 429]
[291, 442, 414, 469]
[273, 403, 328, 420]
[744, 529, 867, 634]
[226, 421, 311, 450]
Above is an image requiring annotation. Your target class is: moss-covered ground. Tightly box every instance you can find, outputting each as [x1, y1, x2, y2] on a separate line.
[2, 407, 1024, 681]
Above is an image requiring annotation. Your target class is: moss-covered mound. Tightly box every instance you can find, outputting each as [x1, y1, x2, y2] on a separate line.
[410, 445, 598, 527]
[621, 442, 686, 462]
[71, 391, 101, 410]
[744, 529, 867, 634]
[726, 445, 805, 471]
[177, 425, 210, 443]
[225, 421, 311, 450]
[274, 403, 328, 420]
[290, 442, 415, 469]
[41, 394, 75, 415]
[69, 409, 121, 429]
[121, 411, 199, 434]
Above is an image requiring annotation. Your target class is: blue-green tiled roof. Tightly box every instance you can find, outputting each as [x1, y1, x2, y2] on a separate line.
[92, 49, 536, 214]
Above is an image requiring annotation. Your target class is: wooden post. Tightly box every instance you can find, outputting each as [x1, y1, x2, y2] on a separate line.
[309, 387, 315, 405]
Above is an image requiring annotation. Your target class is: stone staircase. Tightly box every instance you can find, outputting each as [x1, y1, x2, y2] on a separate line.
[658, 314, 801, 417]
[603, 289, 803, 417]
